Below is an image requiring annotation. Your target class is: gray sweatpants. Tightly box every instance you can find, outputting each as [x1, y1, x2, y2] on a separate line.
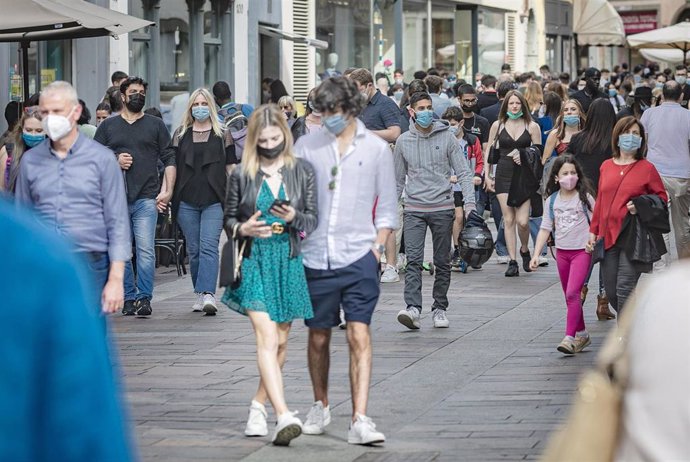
[403, 209, 455, 312]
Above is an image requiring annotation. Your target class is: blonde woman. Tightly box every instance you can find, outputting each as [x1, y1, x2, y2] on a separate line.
[171, 88, 238, 314]
[277, 95, 298, 127]
[221, 104, 318, 445]
[542, 98, 585, 165]
[524, 81, 544, 116]
[0, 107, 45, 192]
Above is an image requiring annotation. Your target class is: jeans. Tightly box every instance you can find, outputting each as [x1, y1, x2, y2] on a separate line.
[601, 245, 643, 314]
[176, 201, 223, 294]
[556, 249, 590, 337]
[489, 192, 508, 257]
[475, 187, 488, 217]
[529, 217, 547, 257]
[403, 210, 454, 312]
[124, 198, 157, 301]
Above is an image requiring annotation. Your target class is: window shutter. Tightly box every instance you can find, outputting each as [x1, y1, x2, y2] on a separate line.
[505, 13, 517, 72]
[292, 0, 311, 104]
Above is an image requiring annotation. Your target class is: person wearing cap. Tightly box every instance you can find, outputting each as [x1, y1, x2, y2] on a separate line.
[571, 68, 608, 114]
[616, 86, 652, 121]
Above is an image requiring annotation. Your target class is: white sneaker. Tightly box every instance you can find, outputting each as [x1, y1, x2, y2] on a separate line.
[272, 411, 302, 446]
[396, 253, 407, 272]
[432, 309, 449, 328]
[338, 308, 347, 329]
[202, 293, 217, 315]
[348, 414, 385, 445]
[497, 255, 510, 264]
[191, 292, 203, 312]
[397, 306, 421, 330]
[303, 401, 331, 435]
[380, 264, 400, 283]
[244, 400, 268, 437]
[538, 255, 549, 267]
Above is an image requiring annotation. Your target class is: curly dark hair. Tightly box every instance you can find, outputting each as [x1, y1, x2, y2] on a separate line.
[119, 76, 148, 95]
[544, 153, 593, 211]
[312, 77, 366, 118]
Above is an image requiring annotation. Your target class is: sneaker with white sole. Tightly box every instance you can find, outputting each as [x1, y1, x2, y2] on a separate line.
[396, 253, 407, 272]
[432, 309, 449, 328]
[302, 400, 331, 435]
[557, 336, 577, 355]
[272, 411, 302, 446]
[202, 293, 217, 315]
[380, 264, 400, 283]
[538, 255, 549, 267]
[397, 306, 421, 330]
[573, 333, 591, 353]
[191, 292, 203, 312]
[244, 400, 268, 437]
[496, 255, 510, 264]
[348, 414, 385, 445]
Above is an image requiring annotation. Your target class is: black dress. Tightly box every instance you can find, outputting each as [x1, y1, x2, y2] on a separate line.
[494, 126, 532, 194]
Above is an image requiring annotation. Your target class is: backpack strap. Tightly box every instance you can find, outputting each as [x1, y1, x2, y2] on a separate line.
[582, 200, 591, 225]
[549, 192, 558, 229]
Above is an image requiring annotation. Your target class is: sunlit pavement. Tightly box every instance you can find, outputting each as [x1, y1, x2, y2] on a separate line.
[112, 251, 613, 461]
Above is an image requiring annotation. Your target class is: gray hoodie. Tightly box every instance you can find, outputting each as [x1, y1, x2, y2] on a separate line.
[394, 120, 475, 213]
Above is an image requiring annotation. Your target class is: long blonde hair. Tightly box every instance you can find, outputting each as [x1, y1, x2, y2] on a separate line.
[554, 98, 585, 140]
[524, 81, 544, 114]
[242, 104, 296, 178]
[177, 88, 223, 139]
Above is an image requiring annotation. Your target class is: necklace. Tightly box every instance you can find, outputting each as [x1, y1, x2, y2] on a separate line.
[615, 160, 636, 176]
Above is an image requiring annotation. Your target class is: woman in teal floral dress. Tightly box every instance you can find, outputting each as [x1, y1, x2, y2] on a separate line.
[221, 104, 318, 446]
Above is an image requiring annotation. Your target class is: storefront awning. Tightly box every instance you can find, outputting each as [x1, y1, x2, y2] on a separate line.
[0, 0, 152, 42]
[259, 25, 328, 50]
[573, 0, 625, 46]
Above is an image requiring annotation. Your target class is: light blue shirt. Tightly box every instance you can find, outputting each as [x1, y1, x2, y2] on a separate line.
[640, 102, 690, 179]
[15, 133, 131, 261]
[294, 119, 398, 270]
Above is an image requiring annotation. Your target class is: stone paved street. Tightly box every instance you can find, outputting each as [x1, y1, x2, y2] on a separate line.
[112, 252, 614, 461]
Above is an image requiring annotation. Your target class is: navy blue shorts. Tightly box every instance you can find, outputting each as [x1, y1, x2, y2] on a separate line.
[304, 251, 381, 328]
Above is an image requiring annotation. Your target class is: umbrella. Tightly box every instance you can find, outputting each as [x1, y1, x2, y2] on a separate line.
[627, 21, 690, 65]
[640, 48, 690, 66]
[0, 0, 152, 102]
[573, 0, 626, 47]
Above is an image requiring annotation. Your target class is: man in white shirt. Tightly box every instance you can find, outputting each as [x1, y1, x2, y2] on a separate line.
[294, 76, 398, 446]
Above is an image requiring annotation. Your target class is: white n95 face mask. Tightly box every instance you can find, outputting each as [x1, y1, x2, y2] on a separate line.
[42, 106, 75, 141]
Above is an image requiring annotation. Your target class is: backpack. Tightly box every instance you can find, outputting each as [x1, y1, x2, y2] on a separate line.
[218, 103, 248, 160]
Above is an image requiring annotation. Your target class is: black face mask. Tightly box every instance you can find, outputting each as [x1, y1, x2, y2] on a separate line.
[257, 140, 285, 159]
[126, 93, 146, 113]
[461, 104, 477, 114]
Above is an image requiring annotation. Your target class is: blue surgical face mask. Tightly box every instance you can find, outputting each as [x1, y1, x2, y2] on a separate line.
[608, 89, 618, 98]
[394, 90, 404, 102]
[448, 125, 459, 136]
[563, 115, 580, 127]
[414, 109, 434, 128]
[322, 113, 348, 136]
[618, 133, 642, 152]
[655, 82, 664, 89]
[192, 106, 210, 121]
[22, 132, 45, 148]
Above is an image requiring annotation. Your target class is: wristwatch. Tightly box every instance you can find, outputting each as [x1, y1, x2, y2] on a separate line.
[372, 243, 385, 255]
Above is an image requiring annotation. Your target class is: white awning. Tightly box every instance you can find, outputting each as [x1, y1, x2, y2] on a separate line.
[259, 25, 328, 50]
[573, 0, 625, 47]
[627, 21, 690, 52]
[0, 0, 152, 42]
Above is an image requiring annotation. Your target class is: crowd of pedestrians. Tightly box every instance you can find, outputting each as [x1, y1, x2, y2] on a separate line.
[2, 59, 689, 452]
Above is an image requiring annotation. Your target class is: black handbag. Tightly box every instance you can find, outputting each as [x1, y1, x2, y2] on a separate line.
[487, 123, 503, 164]
[218, 223, 247, 289]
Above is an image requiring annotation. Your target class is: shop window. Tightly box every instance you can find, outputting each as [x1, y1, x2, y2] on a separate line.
[9, 40, 71, 100]
[477, 9, 505, 78]
[315, 0, 371, 79]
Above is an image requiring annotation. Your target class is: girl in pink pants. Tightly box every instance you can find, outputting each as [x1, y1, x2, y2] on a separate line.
[531, 154, 595, 355]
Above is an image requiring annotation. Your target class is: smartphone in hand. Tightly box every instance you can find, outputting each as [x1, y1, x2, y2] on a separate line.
[271, 199, 291, 209]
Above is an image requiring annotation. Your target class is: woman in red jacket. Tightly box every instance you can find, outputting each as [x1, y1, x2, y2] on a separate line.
[587, 116, 668, 314]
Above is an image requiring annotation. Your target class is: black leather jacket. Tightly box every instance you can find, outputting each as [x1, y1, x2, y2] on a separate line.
[223, 158, 318, 258]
